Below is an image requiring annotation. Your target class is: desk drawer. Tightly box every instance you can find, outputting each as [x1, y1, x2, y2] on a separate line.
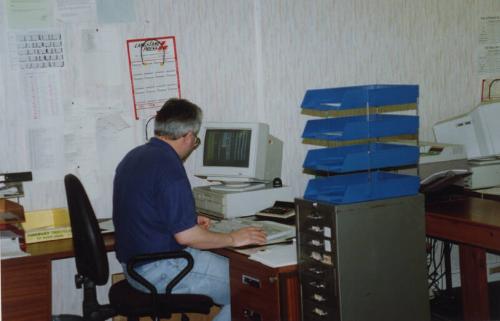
[1, 257, 51, 321]
[230, 257, 280, 321]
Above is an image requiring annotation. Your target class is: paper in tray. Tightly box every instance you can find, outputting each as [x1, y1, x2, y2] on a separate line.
[303, 143, 418, 173]
[301, 84, 419, 111]
[304, 171, 420, 204]
[302, 114, 418, 141]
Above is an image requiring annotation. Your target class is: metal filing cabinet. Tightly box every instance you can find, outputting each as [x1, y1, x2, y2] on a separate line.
[296, 194, 430, 321]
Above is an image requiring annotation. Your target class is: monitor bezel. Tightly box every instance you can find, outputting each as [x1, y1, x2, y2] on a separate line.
[194, 122, 269, 183]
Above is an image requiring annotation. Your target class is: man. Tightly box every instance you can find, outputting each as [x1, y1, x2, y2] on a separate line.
[112, 98, 266, 321]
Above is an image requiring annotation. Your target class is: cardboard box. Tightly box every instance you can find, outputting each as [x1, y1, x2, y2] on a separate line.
[21, 208, 72, 243]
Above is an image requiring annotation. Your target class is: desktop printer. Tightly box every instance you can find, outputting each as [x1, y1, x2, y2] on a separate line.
[398, 141, 469, 181]
[433, 102, 500, 189]
[193, 185, 293, 219]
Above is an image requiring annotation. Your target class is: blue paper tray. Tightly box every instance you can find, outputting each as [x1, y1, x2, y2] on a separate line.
[301, 84, 419, 111]
[303, 143, 418, 173]
[304, 172, 419, 204]
[302, 114, 418, 141]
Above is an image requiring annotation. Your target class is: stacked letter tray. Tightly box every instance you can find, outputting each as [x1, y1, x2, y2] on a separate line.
[303, 142, 418, 173]
[302, 114, 418, 141]
[301, 84, 419, 111]
[303, 171, 420, 204]
[301, 84, 420, 204]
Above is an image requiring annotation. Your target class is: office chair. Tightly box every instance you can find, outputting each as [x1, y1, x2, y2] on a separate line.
[63, 174, 214, 321]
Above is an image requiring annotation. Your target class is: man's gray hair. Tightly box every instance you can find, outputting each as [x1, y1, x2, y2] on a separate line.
[154, 98, 203, 139]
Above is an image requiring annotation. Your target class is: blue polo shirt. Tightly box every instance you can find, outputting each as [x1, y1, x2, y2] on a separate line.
[113, 137, 197, 263]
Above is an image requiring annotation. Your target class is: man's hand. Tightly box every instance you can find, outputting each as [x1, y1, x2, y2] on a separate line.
[229, 227, 267, 247]
[197, 215, 211, 230]
[175, 222, 266, 249]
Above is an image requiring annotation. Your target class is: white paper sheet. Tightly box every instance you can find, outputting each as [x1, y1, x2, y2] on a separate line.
[96, 0, 135, 24]
[22, 70, 63, 120]
[8, 30, 64, 70]
[480, 15, 500, 44]
[55, 0, 96, 23]
[27, 121, 65, 181]
[6, 0, 53, 29]
[478, 44, 500, 76]
[81, 28, 122, 87]
[248, 241, 297, 268]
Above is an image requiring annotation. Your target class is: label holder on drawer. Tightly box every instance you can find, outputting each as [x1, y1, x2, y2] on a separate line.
[242, 274, 261, 288]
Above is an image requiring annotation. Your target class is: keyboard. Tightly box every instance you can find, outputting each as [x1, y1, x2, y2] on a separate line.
[209, 218, 296, 241]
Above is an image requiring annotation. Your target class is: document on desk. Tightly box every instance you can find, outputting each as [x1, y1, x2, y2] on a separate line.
[1, 230, 30, 259]
[98, 218, 114, 234]
[209, 218, 296, 241]
[247, 240, 297, 268]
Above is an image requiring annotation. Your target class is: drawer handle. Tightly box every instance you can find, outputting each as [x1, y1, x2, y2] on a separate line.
[312, 293, 326, 302]
[242, 274, 261, 288]
[307, 213, 323, 220]
[308, 267, 325, 275]
[243, 308, 262, 321]
[313, 307, 328, 316]
[309, 225, 323, 233]
[309, 239, 323, 247]
[309, 281, 326, 289]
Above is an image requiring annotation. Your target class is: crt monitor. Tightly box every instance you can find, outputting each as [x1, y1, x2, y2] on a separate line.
[194, 122, 283, 190]
[433, 102, 500, 159]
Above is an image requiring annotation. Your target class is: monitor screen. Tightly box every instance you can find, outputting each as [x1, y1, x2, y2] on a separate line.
[194, 122, 283, 186]
[203, 129, 251, 167]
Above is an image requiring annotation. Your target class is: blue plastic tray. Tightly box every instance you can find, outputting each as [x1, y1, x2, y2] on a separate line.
[301, 84, 419, 111]
[302, 114, 418, 141]
[303, 143, 418, 173]
[304, 172, 420, 204]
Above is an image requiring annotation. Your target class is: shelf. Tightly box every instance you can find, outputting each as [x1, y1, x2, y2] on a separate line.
[301, 84, 419, 112]
[302, 114, 418, 141]
[303, 143, 418, 173]
[303, 171, 420, 204]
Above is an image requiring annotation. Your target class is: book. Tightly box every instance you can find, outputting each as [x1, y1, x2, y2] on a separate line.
[20, 208, 72, 243]
[255, 201, 295, 219]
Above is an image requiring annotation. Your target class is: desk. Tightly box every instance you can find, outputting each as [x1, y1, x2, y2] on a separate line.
[1, 235, 299, 321]
[1, 234, 115, 321]
[426, 197, 500, 321]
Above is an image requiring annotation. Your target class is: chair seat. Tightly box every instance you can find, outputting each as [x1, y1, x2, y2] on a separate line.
[109, 279, 214, 318]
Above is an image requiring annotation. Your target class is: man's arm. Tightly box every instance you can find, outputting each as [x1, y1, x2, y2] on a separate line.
[174, 225, 267, 249]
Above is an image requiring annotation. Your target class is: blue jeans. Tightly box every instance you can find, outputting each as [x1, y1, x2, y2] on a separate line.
[121, 248, 230, 321]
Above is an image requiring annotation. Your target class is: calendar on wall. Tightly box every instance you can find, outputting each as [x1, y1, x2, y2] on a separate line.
[126, 36, 181, 120]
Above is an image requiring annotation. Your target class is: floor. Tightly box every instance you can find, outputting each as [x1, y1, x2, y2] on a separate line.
[430, 281, 500, 321]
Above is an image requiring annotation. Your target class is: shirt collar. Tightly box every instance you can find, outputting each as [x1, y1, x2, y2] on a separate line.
[148, 137, 181, 160]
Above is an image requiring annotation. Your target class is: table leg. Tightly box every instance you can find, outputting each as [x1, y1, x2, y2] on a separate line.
[459, 244, 489, 321]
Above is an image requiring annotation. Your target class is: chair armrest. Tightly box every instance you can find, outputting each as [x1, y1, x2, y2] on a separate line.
[126, 250, 194, 294]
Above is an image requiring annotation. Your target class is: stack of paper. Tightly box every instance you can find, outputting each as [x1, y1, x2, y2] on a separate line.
[1, 230, 29, 259]
[248, 240, 297, 268]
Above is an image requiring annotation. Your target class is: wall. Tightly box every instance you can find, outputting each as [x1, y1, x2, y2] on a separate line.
[1, 0, 499, 315]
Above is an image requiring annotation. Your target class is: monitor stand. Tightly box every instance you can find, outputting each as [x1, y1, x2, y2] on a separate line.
[209, 182, 266, 192]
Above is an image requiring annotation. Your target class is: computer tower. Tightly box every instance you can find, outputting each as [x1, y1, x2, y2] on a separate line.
[296, 194, 430, 321]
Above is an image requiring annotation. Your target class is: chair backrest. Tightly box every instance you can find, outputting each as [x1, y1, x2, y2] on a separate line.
[64, 174, 109, 285]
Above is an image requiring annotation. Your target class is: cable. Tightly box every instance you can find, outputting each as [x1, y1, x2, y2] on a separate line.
[488, 79, 500, 100]
[145, 115, 155, 141]
[427, 239, 452, 294]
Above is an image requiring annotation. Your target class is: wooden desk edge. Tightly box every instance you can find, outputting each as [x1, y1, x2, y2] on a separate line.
[426, 211, 500, 253]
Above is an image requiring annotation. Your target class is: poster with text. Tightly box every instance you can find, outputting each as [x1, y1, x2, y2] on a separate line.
[126, 36, 180, 120]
